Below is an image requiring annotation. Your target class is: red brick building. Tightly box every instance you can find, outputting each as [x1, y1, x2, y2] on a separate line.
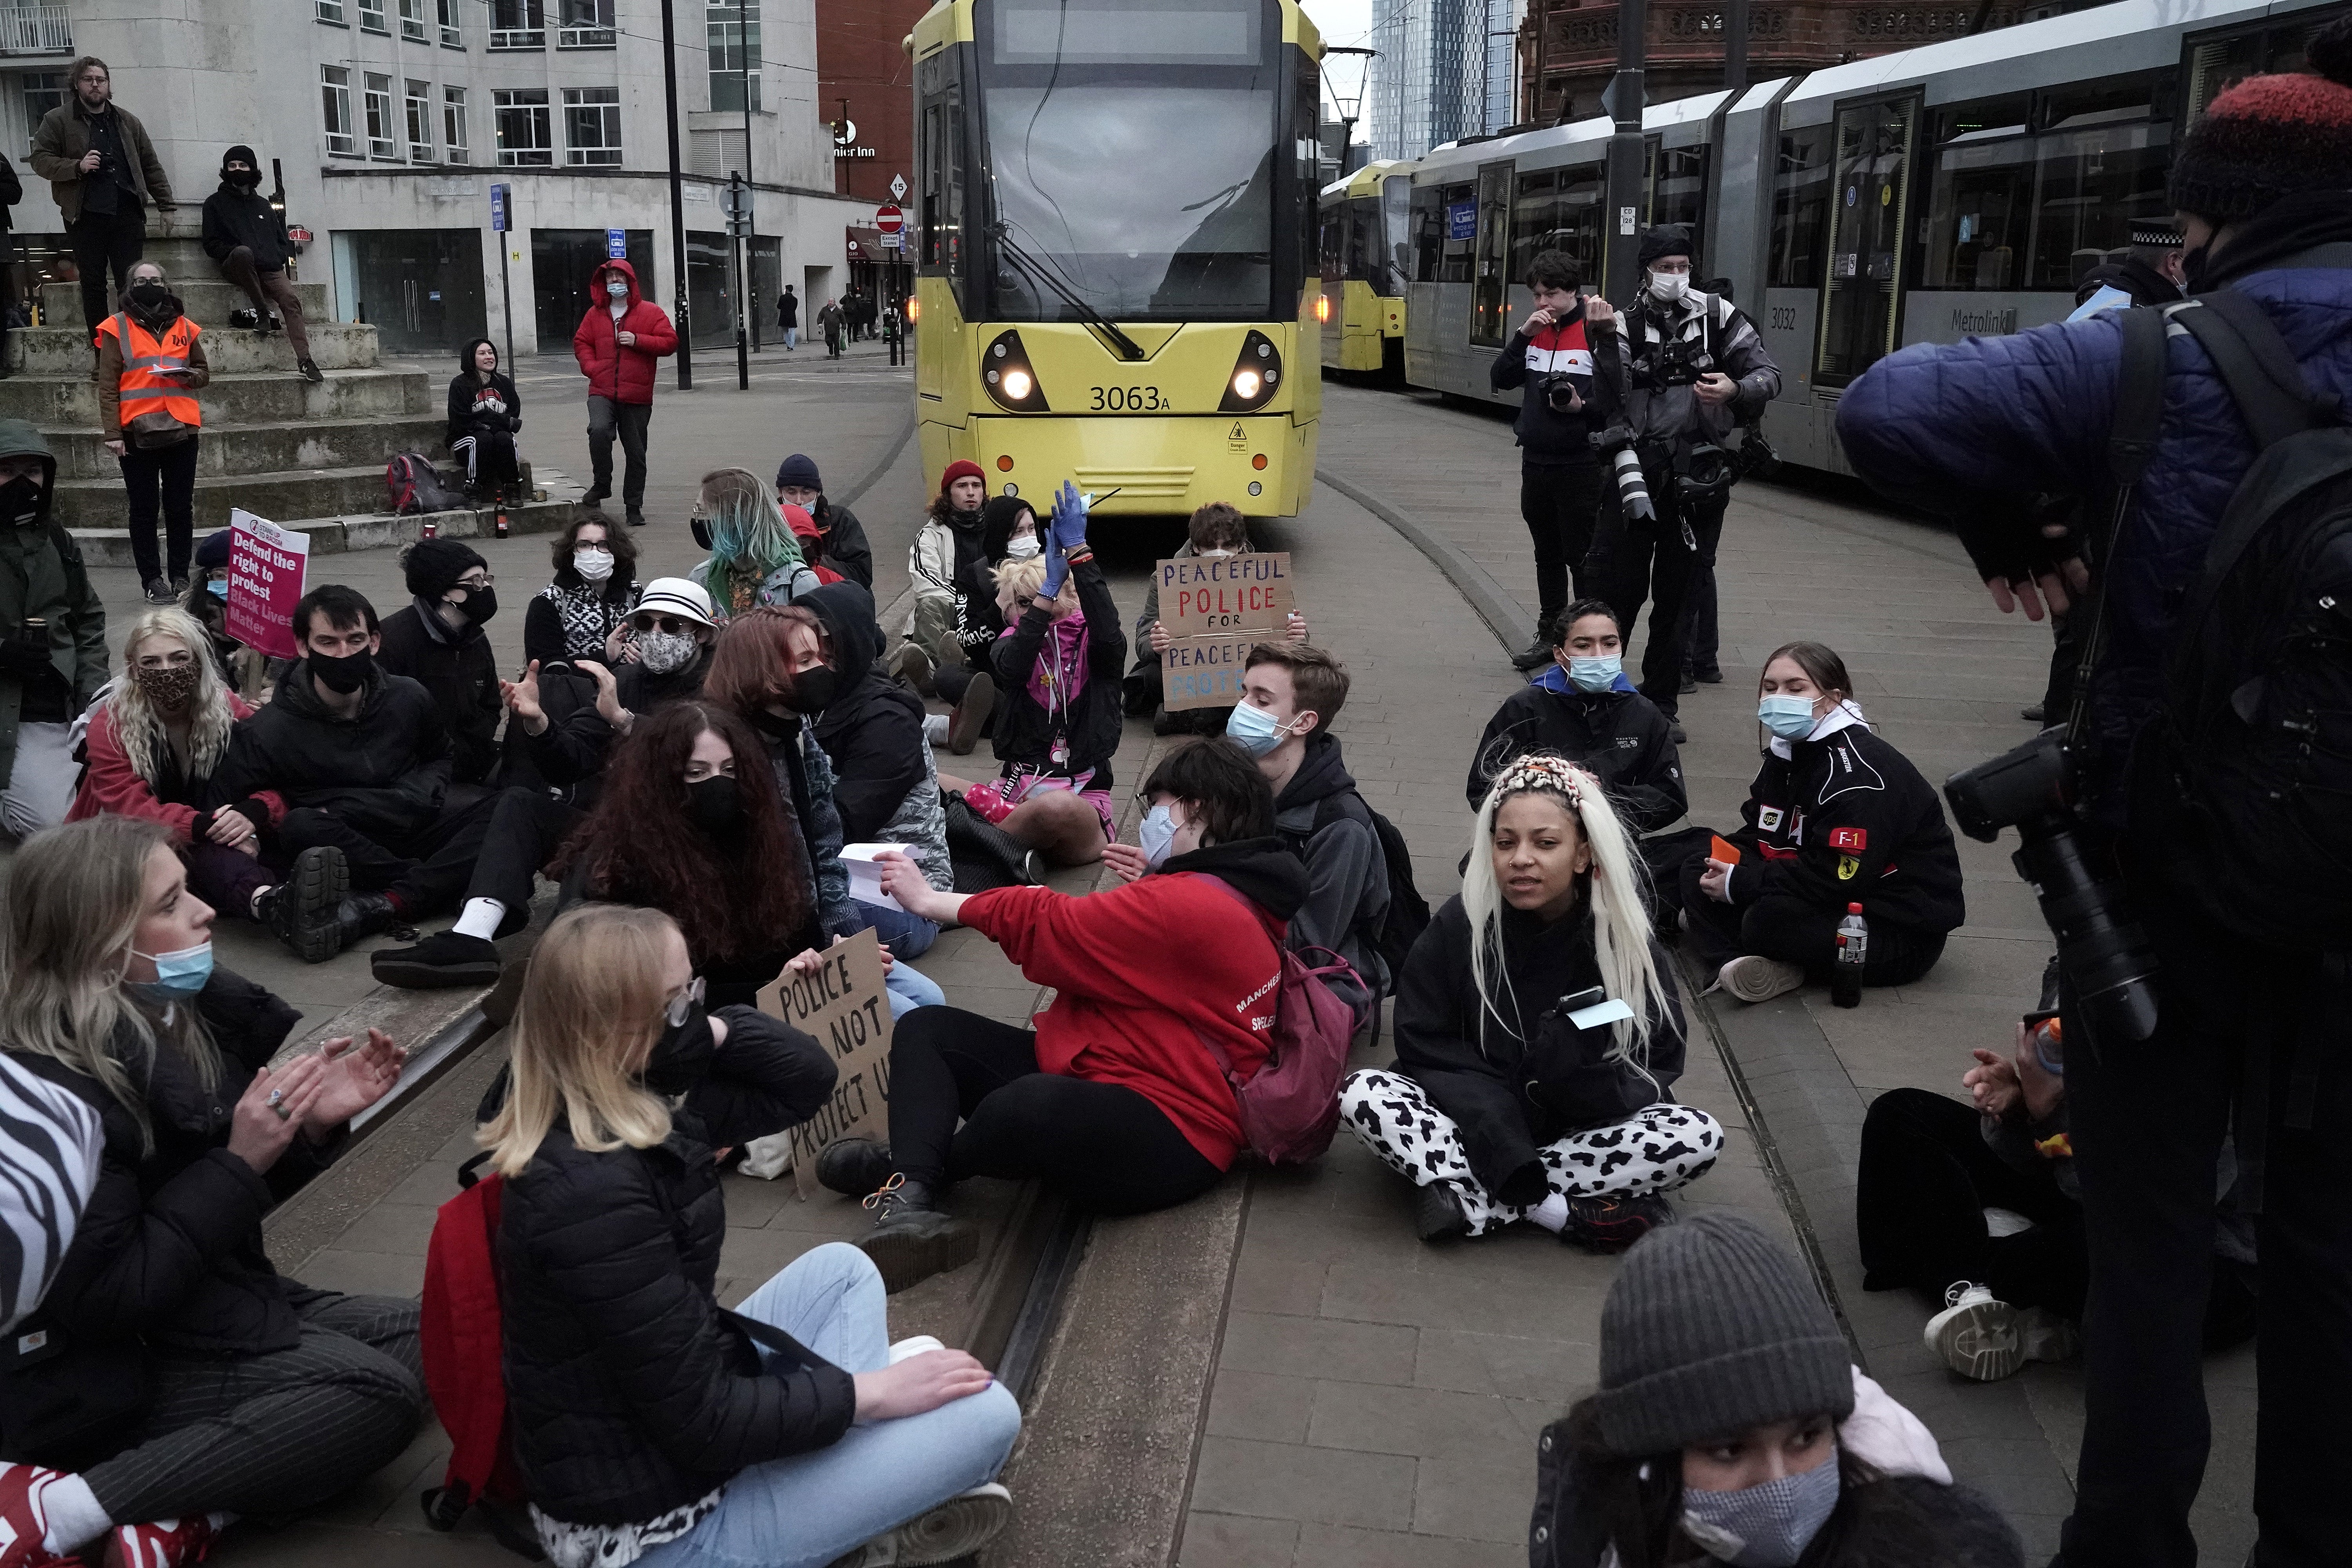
[815, 0, 928, 204]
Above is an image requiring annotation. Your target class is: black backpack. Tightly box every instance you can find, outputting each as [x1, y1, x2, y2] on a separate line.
[2136, 290, 2352, 949]
[1306, 791, 1430, 980]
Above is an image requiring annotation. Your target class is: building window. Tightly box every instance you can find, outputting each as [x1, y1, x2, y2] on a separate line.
[562, 85, 621, 164]
[494, 87, 552, 165]
[398, 0, 426, 40]
[364, 72, 399, 158]
[405, 79, 434, 161]
[558, 0, 615, 46]
[437, 0, 463, 45]
[358, 0, 387, 33]
[321, 65, 356, 156]
[20, 71, 64, 131]
[315, 0, 344, 19]
[706, 1, 760, 113]
[489, 0, 544, 48]
[444, 85, 469, 161]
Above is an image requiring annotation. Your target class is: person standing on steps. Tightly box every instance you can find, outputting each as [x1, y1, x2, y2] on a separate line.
[1491, 250, 1603, 672]
[29, 57, 173, 341]
[573, 258, 677, 529]
[0, 147, 22, 381]
[96, 261, 207, 608]
[200, 145, 319, 385]
[0, 421, 106, 842]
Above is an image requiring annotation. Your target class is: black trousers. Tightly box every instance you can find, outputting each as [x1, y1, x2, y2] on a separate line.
[887, 1006, 1222, 1215]
[276, 795, 499, 917]
[1677, 861, 1946, 987]
[71, 206, 145, 336]
[1593, 475, 1727, 717]
[467, 787, 581, 914]
[1678, 554, 1720, 680]
[584, 396, 651, 512]
[2040, 606, 2083, 721]
[118, 435, 198, 584]
[2058, 904, 2352, 1568]
[450, 429, 519, 493]
[1518, 461, 1602, 630]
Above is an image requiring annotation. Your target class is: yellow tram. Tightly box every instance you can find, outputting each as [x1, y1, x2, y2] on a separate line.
[907, 0, 1323, 519]
[1317, 159, 1413, 374]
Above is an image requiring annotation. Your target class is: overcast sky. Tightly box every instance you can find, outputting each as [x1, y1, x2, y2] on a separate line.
[1301, 0, 1379, 123]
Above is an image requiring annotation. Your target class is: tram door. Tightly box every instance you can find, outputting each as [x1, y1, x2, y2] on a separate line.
[1470, 161, 1512, 348]
[1814, 96, 1918, 388]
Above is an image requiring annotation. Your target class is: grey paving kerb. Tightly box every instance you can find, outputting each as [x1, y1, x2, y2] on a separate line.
[47, 354, 2256, 1566]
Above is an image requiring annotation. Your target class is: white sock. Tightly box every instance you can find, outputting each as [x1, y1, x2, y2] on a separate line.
[40, 1473, 109, 1554]
[452, 898, 506, 942]
[1526, 1192, 1571, 1234]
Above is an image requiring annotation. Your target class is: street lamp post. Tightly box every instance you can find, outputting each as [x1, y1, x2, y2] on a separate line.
[659, 0, 691, 389]
[1600, 0, 1648, 305]
[740, 0, 760, 352]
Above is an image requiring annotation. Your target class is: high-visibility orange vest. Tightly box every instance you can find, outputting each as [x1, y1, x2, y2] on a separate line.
[96, 311, 201, 430]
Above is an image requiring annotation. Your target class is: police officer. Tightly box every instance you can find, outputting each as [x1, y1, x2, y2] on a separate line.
[1584, 225, 1779, 736]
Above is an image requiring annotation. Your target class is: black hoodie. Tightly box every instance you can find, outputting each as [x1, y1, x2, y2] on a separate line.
[200, 171, 288, 271]
[216, 661, 453, 843]
[1270, 733, 1390, 1013]
[801, 581, 929, 844]
[1467, 668, 1686, 830]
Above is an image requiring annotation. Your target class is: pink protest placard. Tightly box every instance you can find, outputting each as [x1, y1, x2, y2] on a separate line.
[225, 509, 309, 660]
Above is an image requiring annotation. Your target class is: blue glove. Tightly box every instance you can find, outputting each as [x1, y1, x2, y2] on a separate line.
[1040, 532, 1069, 601]
[1049, 480, 1090, 554]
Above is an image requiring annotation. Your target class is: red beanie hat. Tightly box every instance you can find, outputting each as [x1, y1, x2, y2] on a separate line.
[940, 459, 985, 492]
[2169, 16, 2352, 221]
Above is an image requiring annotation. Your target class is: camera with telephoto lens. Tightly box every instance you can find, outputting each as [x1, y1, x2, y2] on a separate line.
[1589, 425, 1655, 523]
[1944, 729, 2160, 1043]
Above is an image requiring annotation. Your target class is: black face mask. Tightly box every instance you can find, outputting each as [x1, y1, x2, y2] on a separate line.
[686, 775, 741, 836]
[788, 667, 840, 714]
[127, 281, 168, 310]
[2181, 242, 2214, 295]
[454, 586, 498, 627]
[309, 646, 374, 694]
[225, 169, 261, 189]
[0, 474, 40, 523]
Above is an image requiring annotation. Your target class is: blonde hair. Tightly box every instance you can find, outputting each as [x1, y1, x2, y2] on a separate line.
[479, 904, 680, 1178]
[0, 817, 219, 1151]
[109, 607, 235, 786]
[698, 466, 802, 577]
[1461, 755, 1671, 1075]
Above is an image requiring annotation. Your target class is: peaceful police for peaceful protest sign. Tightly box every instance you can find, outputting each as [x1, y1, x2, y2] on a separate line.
[1158, 551, 1296, 711]
[742, 929, 894, 1196]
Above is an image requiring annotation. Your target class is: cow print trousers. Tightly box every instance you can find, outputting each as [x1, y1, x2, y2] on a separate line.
[1338, 1067, 1724, 1235]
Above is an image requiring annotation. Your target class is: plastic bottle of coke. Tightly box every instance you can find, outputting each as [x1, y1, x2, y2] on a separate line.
[1831, 902, 1867, 1009]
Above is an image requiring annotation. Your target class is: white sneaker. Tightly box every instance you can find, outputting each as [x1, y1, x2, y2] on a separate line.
[2018, 1305, 2080, 1365]
[886, 1334, 946, 1365]
[1924, 1282, 2024, 1381]
[1715, 955, 1807, 1004]
[922, 713, 949, 746]
[826, 1483, 1013, 1567]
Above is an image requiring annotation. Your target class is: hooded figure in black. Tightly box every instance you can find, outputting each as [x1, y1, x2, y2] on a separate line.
[799, 581, 924, 843]
[447, 338, 523, 499]
[375, 536, 502, 786]
[199, 143, 319, 381]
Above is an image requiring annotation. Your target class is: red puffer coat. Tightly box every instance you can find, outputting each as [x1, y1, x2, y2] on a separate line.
[572, 258, 679, 405]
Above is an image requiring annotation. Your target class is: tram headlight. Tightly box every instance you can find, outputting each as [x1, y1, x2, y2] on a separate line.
[1220, 330, 1281, 413]
[1314, 293, 1332, 324]
[982, 330, 1049, 412]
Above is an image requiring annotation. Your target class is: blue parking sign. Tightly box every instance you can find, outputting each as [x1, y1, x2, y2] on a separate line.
[489, 183, 510, 233]
[606, 227, 626, 258]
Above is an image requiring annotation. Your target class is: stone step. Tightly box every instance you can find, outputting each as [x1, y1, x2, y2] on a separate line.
[40, 413, 448, 481]
[39, 278, 333, 328]
[0, 366, 431, 427]
[58, 463, 414, 534]
[67, 494, 580, 570]
[9, 321, 381, 375]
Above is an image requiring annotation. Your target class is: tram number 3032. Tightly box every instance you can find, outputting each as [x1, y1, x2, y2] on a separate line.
[1090, 386, 1168, 411]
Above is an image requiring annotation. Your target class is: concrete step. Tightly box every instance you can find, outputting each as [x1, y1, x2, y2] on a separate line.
[0, 366, 430, 427]
[9, 321, 381, 375]
[40, 413, 448, 481]
[58, 463, 412, 534]
[40, 278, 332, 328]
[66, 494, 580, 569]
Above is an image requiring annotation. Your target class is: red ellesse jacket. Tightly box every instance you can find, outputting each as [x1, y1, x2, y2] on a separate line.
[572, 258, 679, 406]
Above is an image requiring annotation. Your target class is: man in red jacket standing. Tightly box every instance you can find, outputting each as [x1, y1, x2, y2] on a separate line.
[572, 257, 677, 528]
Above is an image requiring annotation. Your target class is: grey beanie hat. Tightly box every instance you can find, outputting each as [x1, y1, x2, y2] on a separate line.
[1588, 1211, 1853, 1456]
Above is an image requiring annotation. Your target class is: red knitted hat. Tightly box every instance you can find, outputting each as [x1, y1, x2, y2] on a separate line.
[2169, 16, 2352, 221]
[939, 459, 985, 492]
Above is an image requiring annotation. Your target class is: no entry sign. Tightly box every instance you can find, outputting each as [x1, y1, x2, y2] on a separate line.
[875, 203, 904, 235]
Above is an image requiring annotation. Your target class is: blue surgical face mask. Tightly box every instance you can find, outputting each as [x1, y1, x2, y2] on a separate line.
[1678, 1452, 1842, 1567]
[1566, 654, 1622, 694]
[207, 577, 229, 600]
[1757, 693, 1820, 741]
[1138, 804, 1180, 869]
[1225, 701, 1298, 758]
[133, 940, 214, 995]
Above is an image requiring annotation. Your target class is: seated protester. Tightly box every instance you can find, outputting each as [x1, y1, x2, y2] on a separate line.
[1530, 1210, 2025, 1568]
[1682, 641, 1964, 1004]
[1341, 754, 1721, 1250]
[376, 538, 502, 787]
[524, 511, 641, 670]
[0, 420, 106, 842]
[890, 459, 990, 695]
[690, 467, 823, 620]
[0, 818, 422, 1568]
[446, 338, 523, 502]
[521, 577, 720, 799]
[66, 607, 285, 921]
[775, 452, 875, 589]
[484, 903, 1021, 1568]
[213, 584, 501, 962]
[1125, 501, 1308, 734]
[1466, 597, 1686, 833]
[181, 530, 270, 700]
[1857, 975, 2258, 1381]
[937, 486, 1123, 869]
[826, 738, 1307, 1292]
[929, 494, 1038, 757]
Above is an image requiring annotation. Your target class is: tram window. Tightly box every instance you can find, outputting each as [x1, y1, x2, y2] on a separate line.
[1769, 126, 1831, 288]
[2037, 73, 2156, 130]
[1511, 171, 1555, 286]
[2185, 31, 2266, 120]
[2029, 120, 2170, 289]
[1923, 131, 2033, 289]
[1347, 197, 1380, 285]
[1436, 180, 1475, 284]
[1815, 95, 1917, 387]
[1411, 183, 1444, 281]
[1553, 167, 1603, 282]
[1651, 146, 1708, 234]
[1471, 163, 1512, 347]
[1380, 175, 1412, 294]
[1319, 205, 1345, 283]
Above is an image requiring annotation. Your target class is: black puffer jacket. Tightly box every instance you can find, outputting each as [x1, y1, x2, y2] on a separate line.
[803, 582, 927, 844]
[524, 645, 712, 806]
[1391, 898, 1686, 1206]
[215, 661, 452, 842]
[810, 497, 874, 590]
[497, 1007, 843, 1527]
[990, 557, 1127, 784]
[1468, 667, 1685, 830]
[377, 600, 503, 785]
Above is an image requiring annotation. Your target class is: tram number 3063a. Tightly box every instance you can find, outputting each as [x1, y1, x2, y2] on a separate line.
[1090, 385, 1169, 411]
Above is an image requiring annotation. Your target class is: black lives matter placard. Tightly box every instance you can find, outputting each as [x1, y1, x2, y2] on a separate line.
[746, 929, 893, 1197]
[1158, 552, 1295, 711]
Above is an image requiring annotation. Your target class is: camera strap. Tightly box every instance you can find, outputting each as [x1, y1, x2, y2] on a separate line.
[2061, 305, 2171, 757]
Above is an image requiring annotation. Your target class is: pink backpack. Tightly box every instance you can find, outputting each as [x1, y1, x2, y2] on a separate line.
[1192, 876, 1362, 1165]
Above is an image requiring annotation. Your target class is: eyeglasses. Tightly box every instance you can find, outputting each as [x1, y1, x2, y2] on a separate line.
[663, 975, 706, 1029]
[457, 573, 495, 590]
[632, 615, 696, 635]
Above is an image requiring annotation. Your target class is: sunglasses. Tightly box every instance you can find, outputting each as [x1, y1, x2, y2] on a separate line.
[631, 614, 697, 635]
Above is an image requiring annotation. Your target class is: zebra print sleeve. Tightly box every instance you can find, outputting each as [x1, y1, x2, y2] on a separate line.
[0, 1056, 103, 1335]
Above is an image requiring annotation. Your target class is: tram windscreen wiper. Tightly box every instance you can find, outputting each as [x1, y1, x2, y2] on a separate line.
[995, 225, 1149, 362]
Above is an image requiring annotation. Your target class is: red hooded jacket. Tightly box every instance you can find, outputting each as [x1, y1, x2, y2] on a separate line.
[572, 258, 679, 406]
[67, 693, 287, 842]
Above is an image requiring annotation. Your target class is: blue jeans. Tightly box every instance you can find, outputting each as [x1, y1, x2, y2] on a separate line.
[637, 1244, 1021, 1568]
[885, 963, 944, 1018]
[857, 897, 940, 961]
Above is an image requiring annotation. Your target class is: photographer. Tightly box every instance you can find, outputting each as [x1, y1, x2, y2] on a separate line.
[1585, 226, 1779, 733]
[28, 57, 173, 340]
[1490, 250, 1601, 671]
[1834, 30, 2352, 1567]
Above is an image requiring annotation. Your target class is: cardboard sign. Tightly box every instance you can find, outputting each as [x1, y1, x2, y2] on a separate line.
[224, 509, 309, 660]
[742, 930, 895, 1196]
[1156, 551, 1293, 638]
[1161, 634, 1262, 711]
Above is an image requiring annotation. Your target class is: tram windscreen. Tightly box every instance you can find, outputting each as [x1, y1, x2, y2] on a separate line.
[979, 0, 1280, 320]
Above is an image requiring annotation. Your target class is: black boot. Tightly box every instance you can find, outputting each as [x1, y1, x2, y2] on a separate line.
[581, 483, 610, 509]
[1415, 1181, 1472, 1245]
[254, 845, 348, 964]
[333, 892, 400, 952]
[817, 1137, 895, 1198]
[1510, 636, 1558, 672]
[371, 929, 501, 989]
[856, 1174, 978, 1293]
